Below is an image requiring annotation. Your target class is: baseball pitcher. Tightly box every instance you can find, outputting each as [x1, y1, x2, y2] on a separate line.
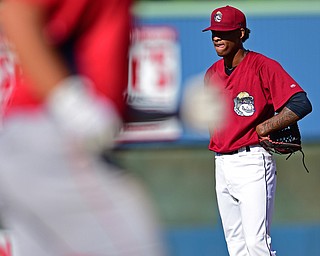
[202, 5, 312, 256]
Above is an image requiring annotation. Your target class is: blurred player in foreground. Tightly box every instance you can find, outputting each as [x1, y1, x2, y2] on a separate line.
[0, 20, 16, 256]
[0, 0, 167, 255]
[202, 5, 312, 256]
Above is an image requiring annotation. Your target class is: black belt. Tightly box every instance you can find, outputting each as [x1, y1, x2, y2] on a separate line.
[216, 146, 251, 156]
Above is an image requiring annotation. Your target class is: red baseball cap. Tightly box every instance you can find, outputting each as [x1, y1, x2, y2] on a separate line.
[202, 5, 246, 32]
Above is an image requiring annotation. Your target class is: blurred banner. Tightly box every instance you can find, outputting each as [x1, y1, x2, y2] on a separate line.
[117, 1, 320, 145]
[117, 26, 182, 143]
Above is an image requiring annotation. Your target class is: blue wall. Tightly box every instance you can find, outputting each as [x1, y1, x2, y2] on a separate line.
[165, 224, 320, 256]
[134, 13, 320, 142]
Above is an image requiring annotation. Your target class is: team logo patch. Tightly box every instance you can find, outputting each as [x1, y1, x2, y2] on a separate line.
[214, 11, 222, 23]
[234, 92, 255, 116]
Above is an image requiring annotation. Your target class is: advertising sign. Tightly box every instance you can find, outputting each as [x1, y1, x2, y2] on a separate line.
[117, 26, 182, 143]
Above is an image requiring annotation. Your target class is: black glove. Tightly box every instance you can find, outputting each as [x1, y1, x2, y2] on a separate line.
[259, 123, 309, 172]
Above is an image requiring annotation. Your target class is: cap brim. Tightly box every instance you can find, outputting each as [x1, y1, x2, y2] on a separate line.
[202, 25, 241, 32]
[202, 26, 211, 32]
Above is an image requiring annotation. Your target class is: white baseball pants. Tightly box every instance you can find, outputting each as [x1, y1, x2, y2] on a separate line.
[0, 111, 167, 256]
[215, 145, 277, 256]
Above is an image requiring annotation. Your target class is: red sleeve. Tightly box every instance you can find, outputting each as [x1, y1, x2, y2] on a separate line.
[204, 66, 213, 86]
[260, 58, 304, 112]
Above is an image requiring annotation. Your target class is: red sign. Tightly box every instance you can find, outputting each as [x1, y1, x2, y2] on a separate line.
[127, 26, 181, 112]
[117, 26, 182, 142]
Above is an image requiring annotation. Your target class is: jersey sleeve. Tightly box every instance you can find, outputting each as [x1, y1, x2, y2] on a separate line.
[259, 58, 304, 112]
[204, 67, 213, 86]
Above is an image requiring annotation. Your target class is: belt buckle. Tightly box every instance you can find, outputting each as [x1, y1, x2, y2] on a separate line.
[215, 146, 250, 156]
[239, 146, 251, 153]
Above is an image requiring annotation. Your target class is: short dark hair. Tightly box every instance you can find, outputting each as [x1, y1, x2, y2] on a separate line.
[242, 28, 251, 42]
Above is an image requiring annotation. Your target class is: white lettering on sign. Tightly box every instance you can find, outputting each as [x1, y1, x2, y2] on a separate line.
[127, 26, 181, 112]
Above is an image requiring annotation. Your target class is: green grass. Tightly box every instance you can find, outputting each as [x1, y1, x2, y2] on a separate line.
[113, 143, 320, 227]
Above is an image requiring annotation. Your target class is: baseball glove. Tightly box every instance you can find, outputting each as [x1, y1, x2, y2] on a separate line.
[259, 123, 309, 172]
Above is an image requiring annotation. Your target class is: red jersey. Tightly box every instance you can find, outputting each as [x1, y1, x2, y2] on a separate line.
[205, 51, 304, 153]
[6, 0, 132, 116]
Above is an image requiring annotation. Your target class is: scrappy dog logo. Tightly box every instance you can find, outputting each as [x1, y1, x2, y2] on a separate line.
[234, 92, 255, 116]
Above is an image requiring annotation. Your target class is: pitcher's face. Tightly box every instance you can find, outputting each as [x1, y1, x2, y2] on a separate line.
[211, 29, 244, 57]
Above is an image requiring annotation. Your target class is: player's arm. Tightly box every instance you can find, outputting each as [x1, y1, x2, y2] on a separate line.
[256, 92, 312, 137]
[0, 0, 70, 100]
[0, 0, 123, 152]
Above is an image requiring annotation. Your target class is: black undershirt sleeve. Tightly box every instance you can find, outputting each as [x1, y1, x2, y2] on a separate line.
[285, 92, 312, 119]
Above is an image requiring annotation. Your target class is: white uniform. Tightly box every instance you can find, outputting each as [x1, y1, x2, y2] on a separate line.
[0, 112, 167, 256]
[215, 146, 276, 255]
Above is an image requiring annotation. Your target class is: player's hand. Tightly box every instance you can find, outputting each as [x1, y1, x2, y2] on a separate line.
[46, 76, 122, 153]
[180, 74, 225, 133]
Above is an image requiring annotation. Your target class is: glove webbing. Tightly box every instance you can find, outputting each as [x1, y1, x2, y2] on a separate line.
[269, 123, 309, 173]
